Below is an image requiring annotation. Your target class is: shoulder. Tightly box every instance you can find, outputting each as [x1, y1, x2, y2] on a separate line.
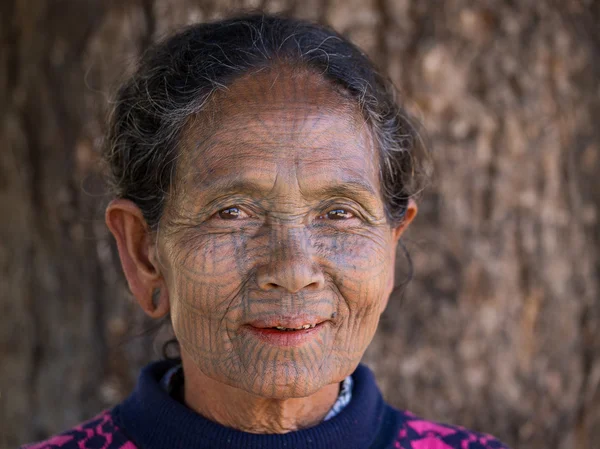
[19, 410, 137, 449]
[391, 408, 511, 449]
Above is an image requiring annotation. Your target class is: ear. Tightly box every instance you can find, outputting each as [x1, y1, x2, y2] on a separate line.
[105, 199, 170, 319]
[382, 199, 418, 311]
[392, 199, 418, 243]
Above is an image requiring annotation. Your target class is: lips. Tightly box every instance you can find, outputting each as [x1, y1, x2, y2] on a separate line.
[243, 321, 326, 347]
[242, 314, 331, 346]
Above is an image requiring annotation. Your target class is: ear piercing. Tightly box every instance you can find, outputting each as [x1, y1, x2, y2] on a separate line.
[152, 288, 161, 309]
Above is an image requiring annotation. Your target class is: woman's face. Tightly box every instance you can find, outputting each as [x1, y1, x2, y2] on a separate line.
[159, 68, 406, 399]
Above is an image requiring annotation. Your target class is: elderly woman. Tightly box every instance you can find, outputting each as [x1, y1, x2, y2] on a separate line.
[23, 13, 509, 449]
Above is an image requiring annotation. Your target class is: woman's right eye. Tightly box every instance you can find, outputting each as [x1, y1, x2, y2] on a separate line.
[217, 206, 248, 220]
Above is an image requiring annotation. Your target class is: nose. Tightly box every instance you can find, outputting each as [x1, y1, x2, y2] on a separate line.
[256, 226, 325, 293]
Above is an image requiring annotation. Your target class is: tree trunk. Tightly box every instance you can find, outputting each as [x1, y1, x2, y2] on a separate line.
[1, 1, 598, 448]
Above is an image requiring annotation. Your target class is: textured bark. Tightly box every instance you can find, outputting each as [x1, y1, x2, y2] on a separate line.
[1, 1, 598, 448]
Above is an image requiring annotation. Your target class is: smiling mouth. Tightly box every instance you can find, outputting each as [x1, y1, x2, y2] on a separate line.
[244, 317, 328, 346]
[247, 315, 328, 331]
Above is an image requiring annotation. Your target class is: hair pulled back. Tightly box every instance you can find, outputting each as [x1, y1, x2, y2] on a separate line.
[105, 13, 429, 229]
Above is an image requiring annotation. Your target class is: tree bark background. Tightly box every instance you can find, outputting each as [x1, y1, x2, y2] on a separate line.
[1, 1, 598, 448]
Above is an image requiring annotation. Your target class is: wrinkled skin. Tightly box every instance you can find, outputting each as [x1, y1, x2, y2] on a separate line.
[107, 65, 416, 432]
[160, 67, 409, 399]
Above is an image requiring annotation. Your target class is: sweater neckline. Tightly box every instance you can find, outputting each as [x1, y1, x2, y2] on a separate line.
[114, 360, 388, 449]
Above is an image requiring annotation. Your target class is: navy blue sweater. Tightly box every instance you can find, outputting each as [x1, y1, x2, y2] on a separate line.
[23, 359, 510, 449]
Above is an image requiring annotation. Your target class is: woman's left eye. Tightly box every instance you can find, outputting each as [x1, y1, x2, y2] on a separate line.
[318, 209, 356, 220]
[217, 206, 249, 220]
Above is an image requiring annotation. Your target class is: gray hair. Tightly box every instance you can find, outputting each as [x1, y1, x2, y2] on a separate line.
[105, 13, 431, 229]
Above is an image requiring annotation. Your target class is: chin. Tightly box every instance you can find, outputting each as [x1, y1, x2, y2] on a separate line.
[239, 360, 335, 400]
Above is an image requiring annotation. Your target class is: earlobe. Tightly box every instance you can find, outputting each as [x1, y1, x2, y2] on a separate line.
[105, 199, 170, 319]
[393, 199, 418, 242]
[148, 287, 170, 319]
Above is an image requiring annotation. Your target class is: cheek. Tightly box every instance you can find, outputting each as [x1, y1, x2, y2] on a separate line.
[320, 230, 393, 306]
[166, 229, 272, 300]
[165, 233, 253, 363]
[319, 231, 394, 359]
[170, 235, 242, 310]
[165, 230, 274, 336]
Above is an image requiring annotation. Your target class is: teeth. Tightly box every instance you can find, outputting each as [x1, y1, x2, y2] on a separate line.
[274, 324, 316, 331]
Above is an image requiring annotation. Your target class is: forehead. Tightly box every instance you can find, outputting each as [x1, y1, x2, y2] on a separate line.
[179, 66, 379, 191]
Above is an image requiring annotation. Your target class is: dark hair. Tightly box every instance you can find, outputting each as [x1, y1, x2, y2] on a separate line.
[104, 13, 430, 229]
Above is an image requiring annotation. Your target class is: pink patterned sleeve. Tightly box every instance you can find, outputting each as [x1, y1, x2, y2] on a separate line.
[20, 411, 136, 449]
[394, 413, 511, 449]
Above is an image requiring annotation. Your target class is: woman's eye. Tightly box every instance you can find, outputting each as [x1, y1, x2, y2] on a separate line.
[319, 209, 355, 220]
[217, 207, 248, 220]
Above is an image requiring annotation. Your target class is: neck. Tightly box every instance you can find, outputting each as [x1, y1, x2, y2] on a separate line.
[180, 357, 340, 434]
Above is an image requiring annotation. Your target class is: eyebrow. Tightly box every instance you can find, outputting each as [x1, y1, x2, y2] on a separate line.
[198, 175, 380, 203]
[302, 180, 379, 201]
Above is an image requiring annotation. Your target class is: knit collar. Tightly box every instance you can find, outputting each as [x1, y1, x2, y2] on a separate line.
[114, 359, 388, 449]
